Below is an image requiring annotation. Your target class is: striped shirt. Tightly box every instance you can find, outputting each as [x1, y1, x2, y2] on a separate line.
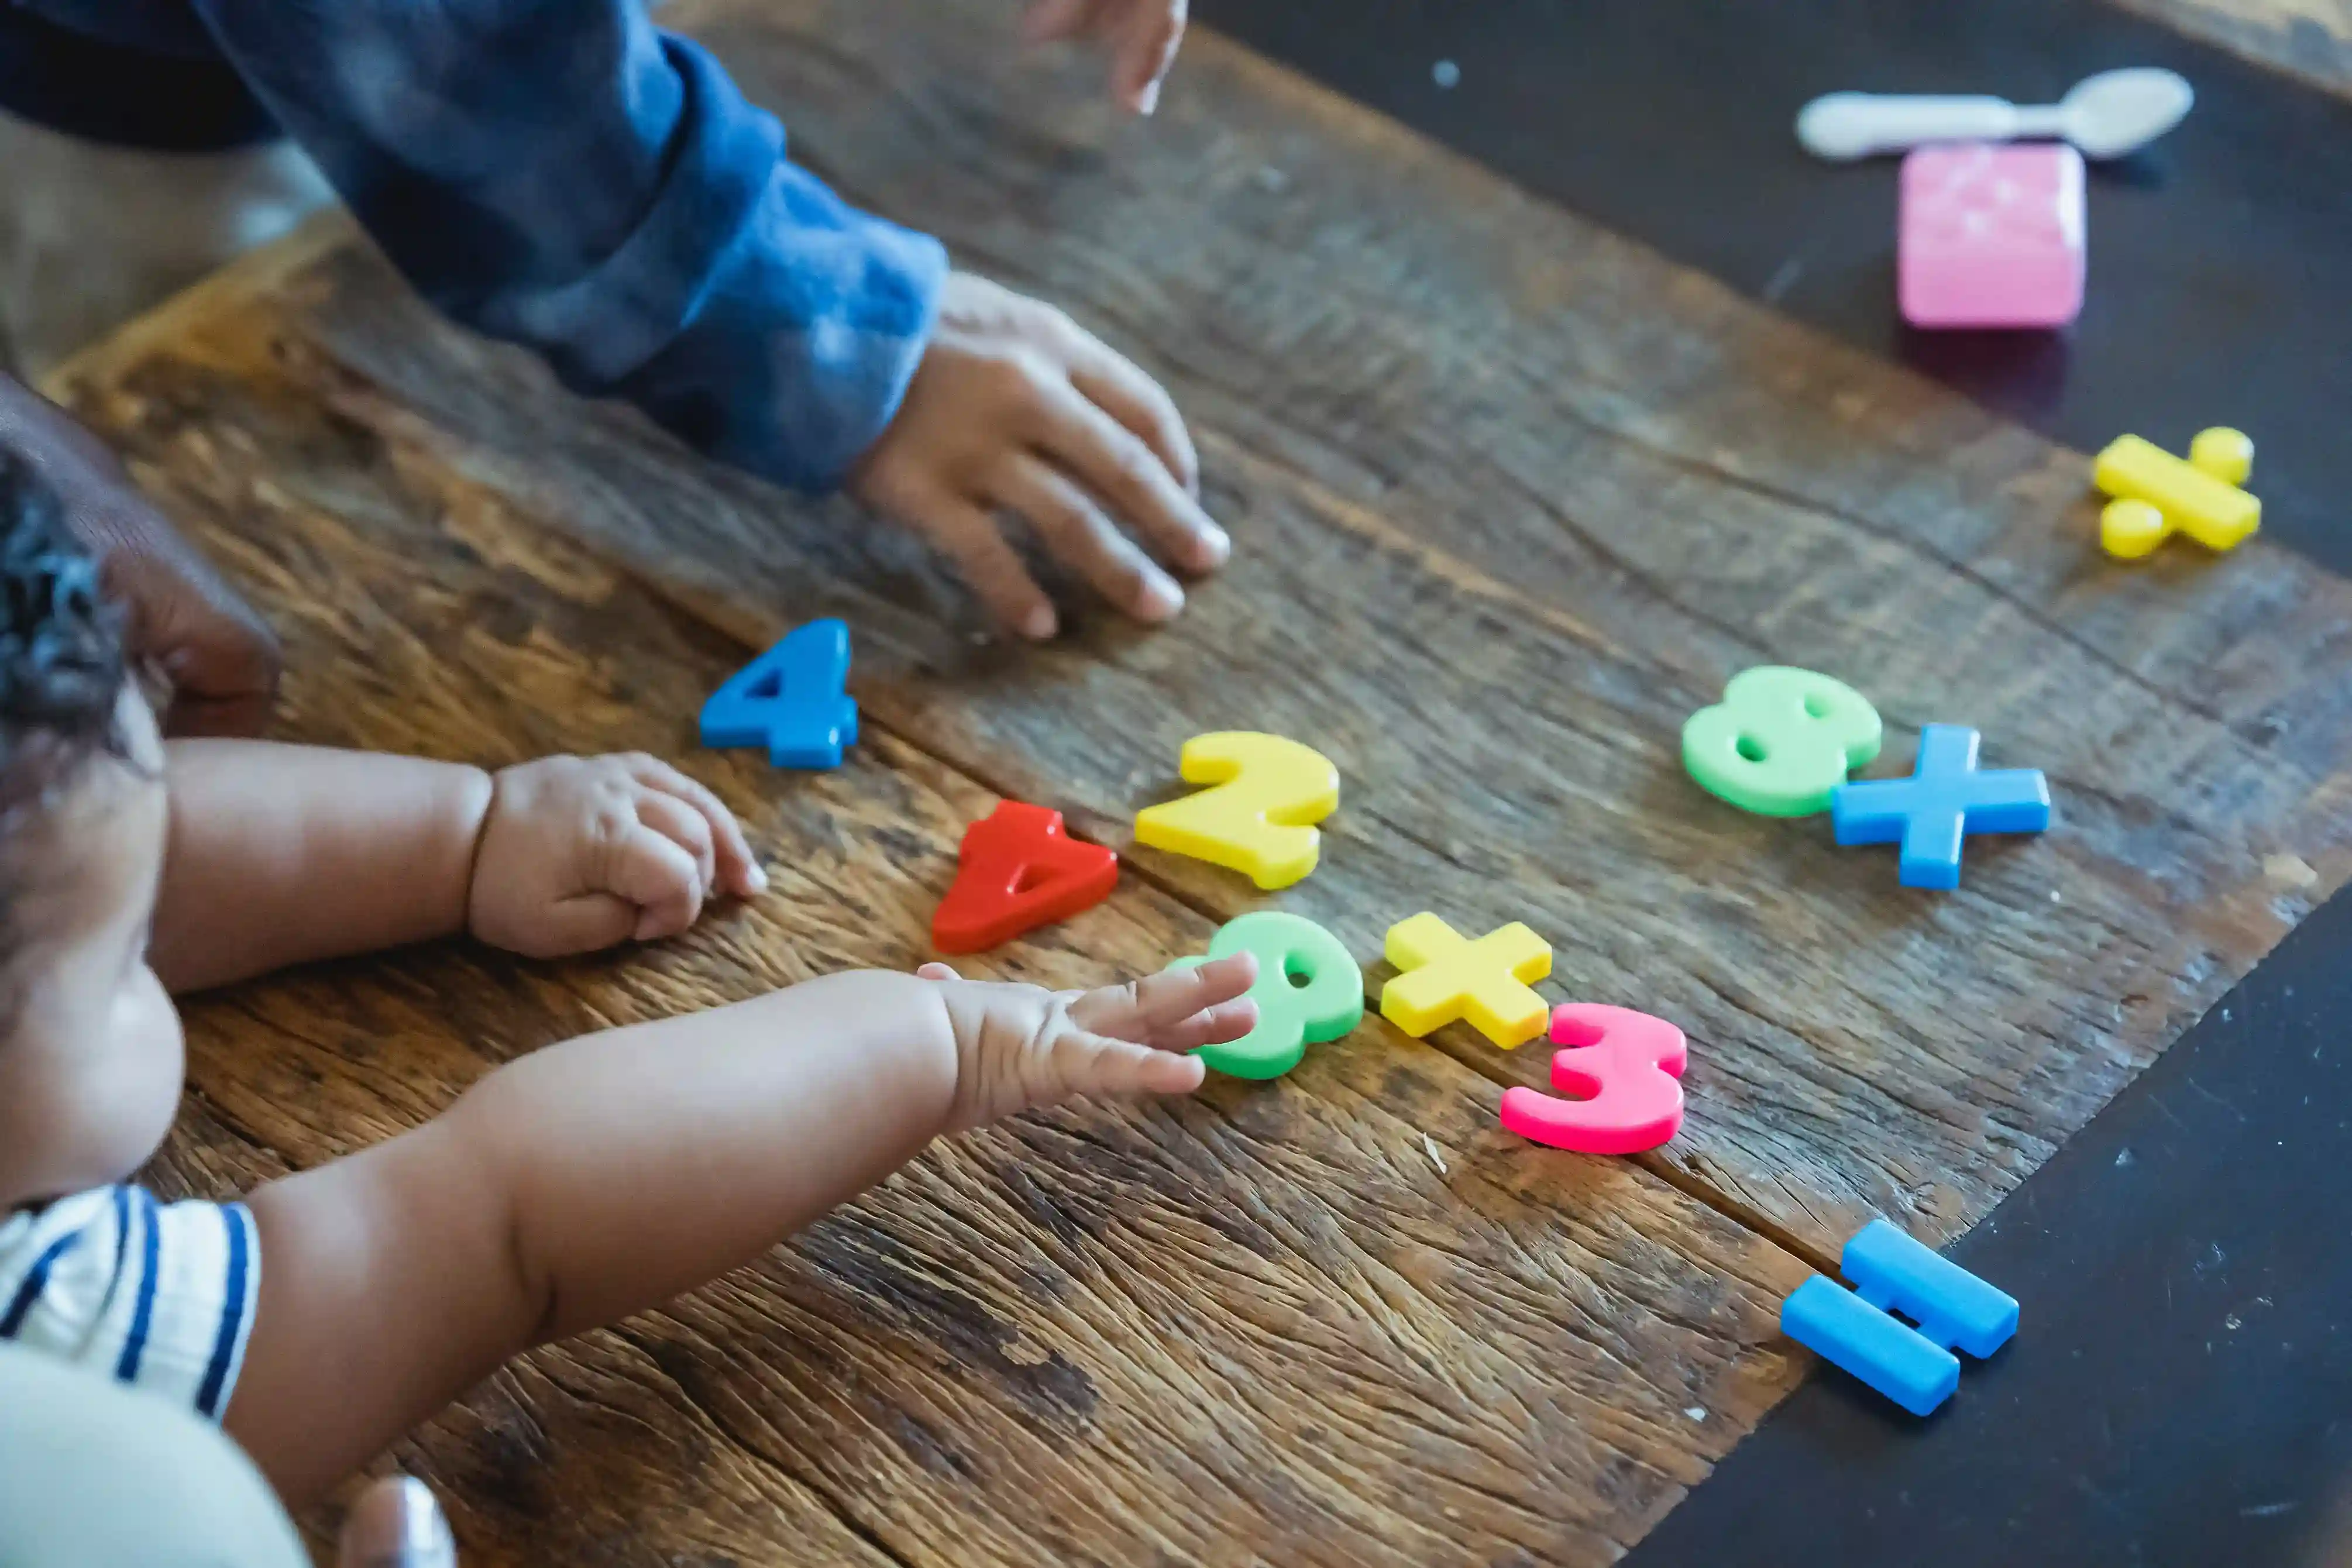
[0, 1187, 259, 1421]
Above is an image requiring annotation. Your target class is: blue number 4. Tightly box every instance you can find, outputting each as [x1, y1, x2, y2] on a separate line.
[699, 619, 858, 769]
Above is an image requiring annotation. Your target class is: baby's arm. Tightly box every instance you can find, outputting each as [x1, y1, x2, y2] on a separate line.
[223, 955, 1257, 1505]
[154, 742, 489, 991]
[153, 744, 761, 991]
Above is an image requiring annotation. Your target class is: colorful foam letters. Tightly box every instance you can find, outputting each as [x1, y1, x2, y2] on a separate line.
[1682, 666, 1882, 817]
[1831, 724, 2051, 889]
[1378, 913, 1551, 1049]
[1781, 1219, 2019, 1416]
[1500, 1005, 1686, 1154]
[699, 618, 858, 769]
[2093, 427, 2260, 558]
[1173, 911, 1363, 1079]
[1133, 732, 1339, 889]
[931, 802, 1119, 955]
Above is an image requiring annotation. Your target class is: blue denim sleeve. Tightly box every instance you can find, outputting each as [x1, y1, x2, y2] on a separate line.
[188, 1, 947, 492]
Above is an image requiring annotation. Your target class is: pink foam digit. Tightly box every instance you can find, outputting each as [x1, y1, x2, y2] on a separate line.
[1898, 143, 2085, 329]
[1498, 1005, 1687, 1155]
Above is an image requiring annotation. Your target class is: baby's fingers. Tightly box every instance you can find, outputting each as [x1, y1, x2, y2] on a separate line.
[338, 1476, 456, 1568]
[628, 758, 765, 897]
[1023, 0, 1100, 42]
[1068, 950, 1258, 1039]
[1149, 995, 1258, 1055]
[1034, 380, 1221, 592]
[634, 786, 716, 892]
[1113, 0, 1186, 113]
[915, 489, 1060, 641]
[508, 892, 639, 958]
[1060, 1033, 1209, 1099]
[605, 823, 708, 941]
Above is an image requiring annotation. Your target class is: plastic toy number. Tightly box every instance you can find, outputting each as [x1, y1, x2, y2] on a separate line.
[1682, 666, 1881, 817]
[1173, 911, 1363, 1079]
[931, 801, 1119, 954]
[1133, 733, 1339, 889]
[699, 618, 858, 769]
[1498, 1005, 1687, 1154]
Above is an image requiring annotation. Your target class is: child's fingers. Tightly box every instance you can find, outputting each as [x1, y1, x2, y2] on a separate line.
[991, 456, 1184, 623]
[1068, 950, 1258, 1037]
[1066, 334, 1205, 508]
[1115, 0, 1186, 112]
[634, 786, 717, 893]
[525, 892, 641, 956]
[625, 756, 765, 896]
[913, 490, 1059, 641]
[1062, 1032, 1209, 1099]
[606, 823, 707, 941]
[917, 961, 959, 981]
[1023, 0, 1099, 42]
[1146, 995, 1259, 1054]
[1033, 378, 1223, 587]
[336, 1475, 456, 1568]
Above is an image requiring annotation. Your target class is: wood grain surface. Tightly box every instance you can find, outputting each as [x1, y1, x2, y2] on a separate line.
[86, 0, 2352, 1268]
[2111, 0, 2352, 91]
[40, 0, 2352, 1558]
[61, 303, 1806, 1565]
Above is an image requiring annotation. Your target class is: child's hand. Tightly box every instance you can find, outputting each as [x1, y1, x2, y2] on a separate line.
[1023, 0, 1187, 114]
[846, 271, 1226, 641]
[469, 754, 766, 957]
[917, 951, 1258, 1131]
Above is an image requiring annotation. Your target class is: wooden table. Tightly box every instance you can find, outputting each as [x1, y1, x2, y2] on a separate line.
[46, 1, 2352, 1560]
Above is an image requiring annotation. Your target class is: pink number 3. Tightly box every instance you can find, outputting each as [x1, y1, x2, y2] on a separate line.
[1499, 1005, 1687, 1155]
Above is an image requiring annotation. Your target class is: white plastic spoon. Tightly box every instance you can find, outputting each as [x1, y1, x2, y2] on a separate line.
[1796, 67, 2194, 161]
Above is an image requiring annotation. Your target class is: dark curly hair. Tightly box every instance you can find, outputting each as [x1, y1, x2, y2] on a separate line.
[0, 452, 129, 824]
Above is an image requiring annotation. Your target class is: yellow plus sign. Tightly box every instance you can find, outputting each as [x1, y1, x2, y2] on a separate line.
[1379, 913, 1552, 1048]
[2093, 427, 2259, 558]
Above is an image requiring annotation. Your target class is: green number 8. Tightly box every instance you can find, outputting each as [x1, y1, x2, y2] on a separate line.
[1173, 911, 1364, 1079]
[1682, 666, 1882, 817]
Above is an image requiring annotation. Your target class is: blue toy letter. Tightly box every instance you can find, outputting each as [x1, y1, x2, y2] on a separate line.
[699, 619, 858, 769]
[1780, 1219, 2019, 1416]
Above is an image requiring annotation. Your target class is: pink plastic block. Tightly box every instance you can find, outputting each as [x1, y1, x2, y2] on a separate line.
[1898, 143, 2085, 329]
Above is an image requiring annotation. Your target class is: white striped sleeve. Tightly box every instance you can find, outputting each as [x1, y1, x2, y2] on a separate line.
[0, 1185, 261, 1420]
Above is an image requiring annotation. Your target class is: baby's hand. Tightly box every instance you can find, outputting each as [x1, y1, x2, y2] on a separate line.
[918, 952, 1258, 1132]
[1023, 0, 1187, 114]
[469, 754, 766, 957]
[846, 271, 1226, 641]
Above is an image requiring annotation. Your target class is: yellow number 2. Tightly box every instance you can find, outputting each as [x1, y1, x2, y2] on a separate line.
[1134, 732, 1340, 889]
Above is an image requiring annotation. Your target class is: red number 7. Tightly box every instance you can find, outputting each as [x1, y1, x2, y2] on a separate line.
[1499, 1005, 1686, 1155]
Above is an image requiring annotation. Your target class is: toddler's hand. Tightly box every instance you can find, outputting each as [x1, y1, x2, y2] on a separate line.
[1023, 0, 1187, 114]
[469, 754, 765, 957]
[918, 951, 1258, 1131]
[846, 271, 1226, 641]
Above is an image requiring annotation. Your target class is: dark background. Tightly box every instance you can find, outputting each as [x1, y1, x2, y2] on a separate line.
[1196, 0, 2352, 573]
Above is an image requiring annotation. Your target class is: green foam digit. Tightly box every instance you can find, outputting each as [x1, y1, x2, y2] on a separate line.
[1682, 666, 1882, 817]
[1171, 910, 1364, 1079]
